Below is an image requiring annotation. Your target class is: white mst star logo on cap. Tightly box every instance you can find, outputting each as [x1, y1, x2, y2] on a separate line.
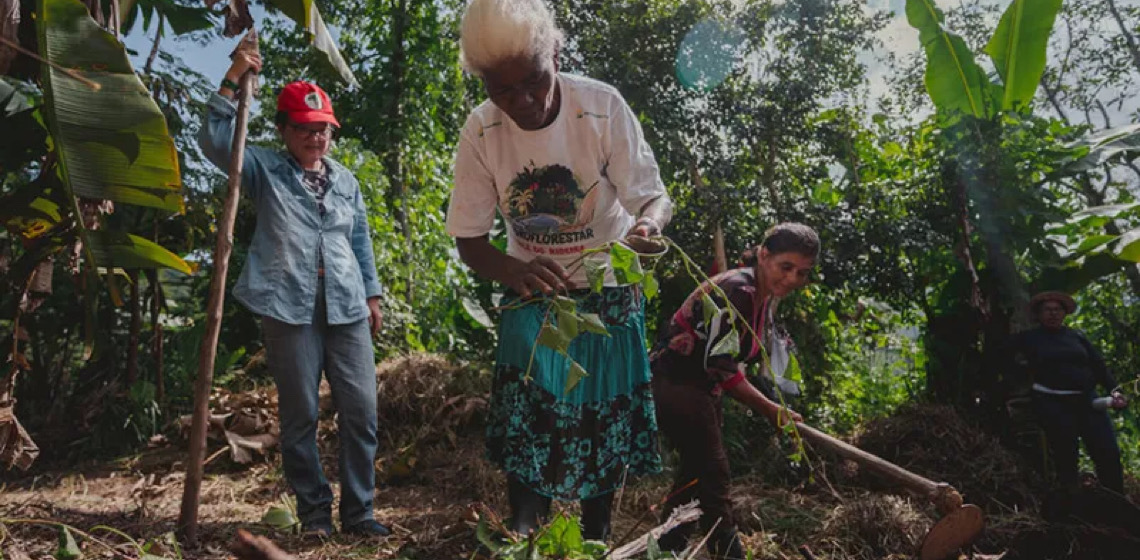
[304, 91, 323, 110]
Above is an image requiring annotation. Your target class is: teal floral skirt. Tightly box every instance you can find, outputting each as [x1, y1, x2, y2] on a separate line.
[486, 287, 661, 500]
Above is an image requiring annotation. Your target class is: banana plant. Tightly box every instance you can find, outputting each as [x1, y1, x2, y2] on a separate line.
[905, 0, 1062, 119]
[37, 0, 192, 277]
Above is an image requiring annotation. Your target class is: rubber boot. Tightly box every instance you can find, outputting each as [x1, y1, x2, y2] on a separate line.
[507, 477, 551, 536]
[580, 492, 615, 541]
[656, 521, 694, 554]
[706, 527, 746, 560]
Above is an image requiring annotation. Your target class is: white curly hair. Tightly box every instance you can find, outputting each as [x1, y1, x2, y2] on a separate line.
[459, 0, 564, 76]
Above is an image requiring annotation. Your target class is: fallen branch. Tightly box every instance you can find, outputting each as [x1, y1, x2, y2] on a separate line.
[609, 501, 702, 560]
[231, 529, 295, 560]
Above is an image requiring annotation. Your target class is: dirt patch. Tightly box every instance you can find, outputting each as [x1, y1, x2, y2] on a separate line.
[3, 367, 1138, 559]
[852, 403, 1039, 510]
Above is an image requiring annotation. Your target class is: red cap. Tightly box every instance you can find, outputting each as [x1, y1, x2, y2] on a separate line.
[276, 81, 340, 127]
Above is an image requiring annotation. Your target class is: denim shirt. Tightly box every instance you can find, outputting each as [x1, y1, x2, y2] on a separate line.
[198, 93, 383, 325]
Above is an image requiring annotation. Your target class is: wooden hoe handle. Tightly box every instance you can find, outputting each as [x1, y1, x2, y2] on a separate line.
[794, 422, 964, 513]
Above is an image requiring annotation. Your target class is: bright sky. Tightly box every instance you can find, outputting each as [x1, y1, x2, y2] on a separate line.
[122, 1, 1134, 126]
[124, 2, 925, 100]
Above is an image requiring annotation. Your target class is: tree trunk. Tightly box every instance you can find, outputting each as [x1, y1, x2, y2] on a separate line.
[126, 269, 140, 385]
[384, 0, 412, 302]
[143, 12, 164, 75]
[147, 268, 164, 403]
[712, 223, 727, 274]
[179, 32, 258, 544]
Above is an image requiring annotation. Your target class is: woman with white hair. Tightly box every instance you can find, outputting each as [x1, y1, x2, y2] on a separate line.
[446, 0, 673, 540]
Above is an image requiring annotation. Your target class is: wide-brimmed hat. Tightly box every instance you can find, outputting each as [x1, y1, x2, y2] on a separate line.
[276, 81, 340, 127]
[1029, 291, 1076, 314]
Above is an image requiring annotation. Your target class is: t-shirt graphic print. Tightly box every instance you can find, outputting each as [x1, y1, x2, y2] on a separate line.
[507, 161, 599, 242]
[447, 73, 666, 287]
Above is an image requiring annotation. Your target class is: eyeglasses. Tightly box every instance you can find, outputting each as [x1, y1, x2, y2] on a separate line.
[287, 122, 337, 139]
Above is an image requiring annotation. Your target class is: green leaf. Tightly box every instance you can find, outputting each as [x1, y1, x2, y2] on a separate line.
[609, 242, 644, 284]
[475, 517, 503, 553]
[553, 295, 578, 313]
[564, 359, 588, 394]
[643, 271, 659, 300]
[646, 533, 661, 559]
[460, 296, 494, 329]
[1115, 227, 1140, 262]
[1059, 123, 1140, 175]
[39, 0, 184, 212]
[261, 506, 299, 529]
[785, 353, 803, 383]
[267, 0, 359, 87]
[162, 2, 216, 35]
[701, 291, 720, 325]
[88, 231, 194, 274]
[709, 327, 740, 357]
[537, 322, 569, 353]
[556, 308, 580, 341]
[1, 186, 62, 240]
[584, 258, 607, 293]
[1072, 234, 1118, 255]
[1033, 252, 1128, 293]
[906, 0, 999, 119]
[1069, 202, 1140, 223]
[984, 0, 1062, 111]
[55, 526, 81, 560]
[581, 540, 607, 554]
[537, 513, 582, 555]
[579, 313, 610, 336]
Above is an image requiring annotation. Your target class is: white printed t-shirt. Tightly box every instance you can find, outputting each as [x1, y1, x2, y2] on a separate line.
[446, 73, 667, 287]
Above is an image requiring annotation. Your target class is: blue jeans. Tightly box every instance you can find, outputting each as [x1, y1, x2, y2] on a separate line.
[262, 287, 378, 527]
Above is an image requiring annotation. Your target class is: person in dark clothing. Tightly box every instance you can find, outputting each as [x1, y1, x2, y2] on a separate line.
[1006, 291, 1129, 493]
[650, 223, 817, 560]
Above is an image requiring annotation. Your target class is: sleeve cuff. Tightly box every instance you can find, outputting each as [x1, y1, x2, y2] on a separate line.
[365, 281, 384, 299]
[717, 371, 746, 391]
[207, 92, 238, 117]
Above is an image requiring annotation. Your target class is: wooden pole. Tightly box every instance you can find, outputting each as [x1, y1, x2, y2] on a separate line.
[178, 29, 258, 545]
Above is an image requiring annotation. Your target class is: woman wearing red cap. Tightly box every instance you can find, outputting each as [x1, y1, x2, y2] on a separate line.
[198, 53, 390, 538]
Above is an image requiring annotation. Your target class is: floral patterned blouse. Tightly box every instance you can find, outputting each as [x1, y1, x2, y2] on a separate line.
[650, 268, 778, 392]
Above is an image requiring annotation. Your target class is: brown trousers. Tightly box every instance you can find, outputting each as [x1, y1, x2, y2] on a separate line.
[652, 375, 735, 535]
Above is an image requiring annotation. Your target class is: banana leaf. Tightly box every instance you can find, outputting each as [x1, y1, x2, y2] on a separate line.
[906, 0, 1000, 120]
[38, 0, 191, 275]
[1116, 226, 1140, 263]
[1057, 123, 1140, 175]
[985, 0, 1062, 112]
[39, 0, 184, 213]
[268, 0, 359, 87]
[119, 0, 216, 36]
[88, 230, 195, 274]
[1032, 252, 1128, 294]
